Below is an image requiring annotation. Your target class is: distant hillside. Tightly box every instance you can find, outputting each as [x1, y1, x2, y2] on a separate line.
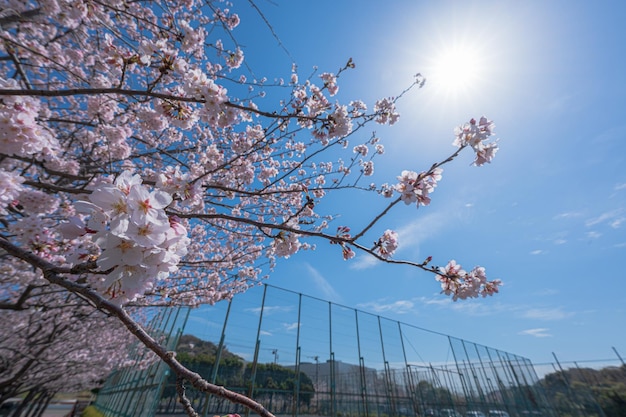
[540, 364, 626, 417]
[176, 334, 243, 362]
[163, 334, 315, 409]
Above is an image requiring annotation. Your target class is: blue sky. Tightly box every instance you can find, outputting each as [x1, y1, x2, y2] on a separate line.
[215, 0, 626, 366]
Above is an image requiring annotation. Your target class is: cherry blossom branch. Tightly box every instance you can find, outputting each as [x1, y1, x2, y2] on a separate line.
[0, 88, 323, 122]
[0, 8, 42, 25]
[0, 284, 36, 310]
[4, 46, 32, 90]
[0, 36, 89, 83]
[0, 238, 277, 417]
[351, 145, 466, 241]
[176, 376, 200, 417]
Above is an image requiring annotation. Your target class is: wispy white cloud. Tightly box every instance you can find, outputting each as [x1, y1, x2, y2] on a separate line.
[615, 183, 626, 191]
[304, 263, 342, 303]
[418, 296, 451, 306]
[519, 328, 552, 338]
[586, 209, 625, 228]
[417, 296, 508, 317]
[449, 301, 502, 316]
[530, 249, 544, 255]
[522, 307, 573, 321]
[245, 305, 293, 316]
[533, 288, 559, 296]
[349, 252, 378, 271]
[553, 239, 567, 245]
[349, 208, 459, 271]
[395, 210, 452, 252]
[357, 299, 416, 314]
[186, 316, 220, 329]
[586, 231, 602, 239]
[554, 211, 583, 220]
[284, 322, 300, 331]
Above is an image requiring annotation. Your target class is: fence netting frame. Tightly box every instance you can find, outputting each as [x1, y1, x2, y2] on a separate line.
[95, 284, 613, 417]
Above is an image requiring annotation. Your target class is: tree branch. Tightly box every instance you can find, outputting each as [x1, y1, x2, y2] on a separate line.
[0, 88, 319, 121]
[0, 238, 276, 417]
[0, 8, 42, 26]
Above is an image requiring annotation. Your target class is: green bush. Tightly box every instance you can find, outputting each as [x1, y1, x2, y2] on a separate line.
[81, 405, 105, 417]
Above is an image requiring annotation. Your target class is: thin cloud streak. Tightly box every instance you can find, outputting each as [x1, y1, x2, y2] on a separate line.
[522, 307, 573, 321]
[245, 305, 293, 316]
[350, 207, 459, 271]
[519, 328, 552, 338]
[350, 252, 378, 271]
[554, 211, 583, 220]
[585, 209, 625, 228]
[304, 263, 343, 303]
[356, 299, 416, 315]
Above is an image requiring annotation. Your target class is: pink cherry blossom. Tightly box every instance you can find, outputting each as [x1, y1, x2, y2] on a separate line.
[0, 169, 24, 214]
[374, 97, 400, 125]
[436, 260, 502, 301]
[453, 116, 499, 166]
[395, 168, 442, 206]
[320, 72, 339, 96]
[96, 235, 144, 271]
[375, 229, 399, 259]
[127, 186, 173, 227]
[0, 2, 504, 413]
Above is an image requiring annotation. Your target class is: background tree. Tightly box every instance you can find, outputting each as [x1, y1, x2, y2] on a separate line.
[0, 1, 502, 415]
[0, 257, 146, 417]
[539, 365, 626, 417]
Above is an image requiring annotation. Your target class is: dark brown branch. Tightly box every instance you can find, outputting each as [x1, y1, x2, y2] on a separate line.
[0, 284, 36, 310]
[0, 8, 42, 25]
[0, 238, 276, 417]
[0, 88, 322, 121]
[351, 145, 466, 241]
[176, 376, 200, 417]
[23, 180, 91, 195]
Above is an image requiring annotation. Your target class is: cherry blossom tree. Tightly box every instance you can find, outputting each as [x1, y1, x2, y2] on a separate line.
[0, 1, 502, 416]
[0, 259, 154, 417]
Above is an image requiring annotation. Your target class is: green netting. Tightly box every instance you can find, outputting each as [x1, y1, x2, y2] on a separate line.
[95, 285, 615, 417]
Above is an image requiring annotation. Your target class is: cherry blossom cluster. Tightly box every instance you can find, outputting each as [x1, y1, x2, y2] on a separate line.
[0, 2, 507, 414]
[331, 226, 355, 260]
[0, 0, 503, 312]
[72, 172, 190, 304]
[374, 230, 399, 259]
[374, 97, 401, 125]
[156, 166, 204, 209]
[320, 72, 339, 95]
[0, 170, 24, 215]
[395, 168, 443, 206]
[0, 74, 59, 162]
[453, 116, 499, 166]
[0, 265, 151, 399]
[272, 221, 302, 258]
[436, 260, 502, 301]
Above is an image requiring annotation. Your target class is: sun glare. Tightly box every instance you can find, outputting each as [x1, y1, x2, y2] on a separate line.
[428, 42, 485, 96]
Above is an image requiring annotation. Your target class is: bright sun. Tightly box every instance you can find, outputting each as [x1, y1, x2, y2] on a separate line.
[426, 41, 487, 100]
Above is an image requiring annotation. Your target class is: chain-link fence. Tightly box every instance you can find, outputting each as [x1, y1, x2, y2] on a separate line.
[93, 306, 189, 417]
[94, 285, 623, 417]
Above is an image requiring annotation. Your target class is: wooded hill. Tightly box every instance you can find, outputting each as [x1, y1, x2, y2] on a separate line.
[539, 364, 626, 417]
